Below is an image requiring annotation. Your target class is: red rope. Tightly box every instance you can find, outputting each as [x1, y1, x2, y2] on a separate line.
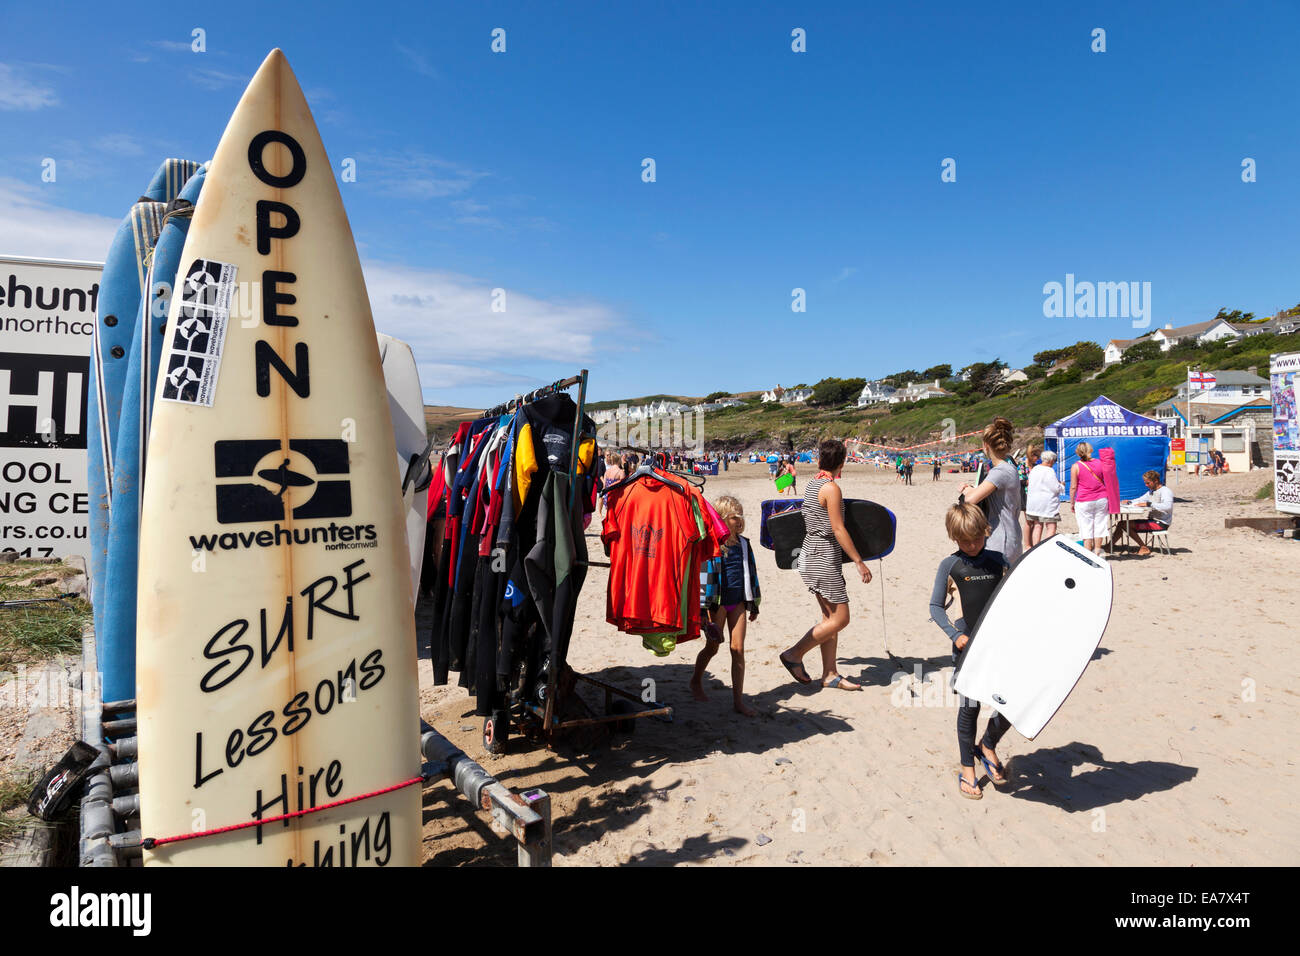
[140, 775, 425, 850]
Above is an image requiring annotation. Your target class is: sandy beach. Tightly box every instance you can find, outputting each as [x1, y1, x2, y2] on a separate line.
[418, 463, 1299, 866]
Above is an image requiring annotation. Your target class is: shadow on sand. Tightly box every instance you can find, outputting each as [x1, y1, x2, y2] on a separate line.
[1003, 741, 1197, 812]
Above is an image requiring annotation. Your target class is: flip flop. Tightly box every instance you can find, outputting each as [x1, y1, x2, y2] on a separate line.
[779, 654, 812, 684]
[978, 752, 1009, 786]
[823, 675, 862, 692]
[957, 772, 983, 800]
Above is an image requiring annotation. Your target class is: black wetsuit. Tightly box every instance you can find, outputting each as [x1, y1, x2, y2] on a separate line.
[930, 548, 1010, 767]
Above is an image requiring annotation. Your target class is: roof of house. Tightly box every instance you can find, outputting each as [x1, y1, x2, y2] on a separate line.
[1176, 370, 1268, 391]
[1156, 398, 1271, 424]
[1206, 401, 1272, 424]
[1234, 315, 1300, 332]
[1153, 318, 1235, 339]
[1206, 369, 1268, 385]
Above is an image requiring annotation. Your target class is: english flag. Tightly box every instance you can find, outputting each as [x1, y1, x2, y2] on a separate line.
[1190, 369, 1217, 391]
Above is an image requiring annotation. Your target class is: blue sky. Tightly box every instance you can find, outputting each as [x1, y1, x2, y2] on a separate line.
[2, 1, 1297, 407]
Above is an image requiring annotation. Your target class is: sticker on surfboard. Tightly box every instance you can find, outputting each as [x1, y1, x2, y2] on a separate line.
[159, 257, 236, 407]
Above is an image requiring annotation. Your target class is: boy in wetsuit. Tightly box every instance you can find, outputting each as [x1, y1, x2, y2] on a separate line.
[929, 503, 1010, 800]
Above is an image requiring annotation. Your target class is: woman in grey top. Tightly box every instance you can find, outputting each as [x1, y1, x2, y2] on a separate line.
[779, 439, 871, 690]
[957, 417, 1023, 565]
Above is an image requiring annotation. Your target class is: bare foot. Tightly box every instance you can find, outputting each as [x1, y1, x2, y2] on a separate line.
[733, 699, 757, 717]
[690, 680, 708, 702]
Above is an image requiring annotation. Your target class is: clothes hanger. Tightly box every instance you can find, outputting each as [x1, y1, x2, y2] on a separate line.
[602, 460, 685, 495]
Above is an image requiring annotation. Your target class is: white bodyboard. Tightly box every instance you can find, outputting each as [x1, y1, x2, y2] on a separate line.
[954, 535, 1113, 739]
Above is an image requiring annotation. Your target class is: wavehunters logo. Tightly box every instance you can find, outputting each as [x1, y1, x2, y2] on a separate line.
[214, 438, 351, 523]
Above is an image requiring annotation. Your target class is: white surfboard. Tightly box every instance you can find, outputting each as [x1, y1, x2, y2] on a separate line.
[135, 49, 421, 866]
[953, 535, 1113, 739]
[377, 332, 428, 600]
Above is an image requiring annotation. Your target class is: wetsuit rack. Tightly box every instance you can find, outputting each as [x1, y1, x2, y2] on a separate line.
[474, 372, 676, 756]
[480, 373, 586, 420]
[481, 371, 589, 510]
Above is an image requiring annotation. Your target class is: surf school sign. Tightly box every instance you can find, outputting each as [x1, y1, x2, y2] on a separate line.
[1270, 351, 1300, 516]
[0, 255, 100, 559]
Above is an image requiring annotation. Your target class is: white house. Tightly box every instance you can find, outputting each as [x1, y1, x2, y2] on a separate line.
[888, 380, 951, 404]
[1000, 368, 1029, 384]
[647, 399, 685, 417]
[856, 381, 897, 407]
[1106, 319, 1242, 364]
[1104, 336, 1143, 365]
[780, 387, 813, 404]
[693, 398, 743, 412]
[760, 385, 785, 403]
[1232, 315, 1300, 337]
[1150, 318, 1241, 351]
[1174, 369, 1269, 406]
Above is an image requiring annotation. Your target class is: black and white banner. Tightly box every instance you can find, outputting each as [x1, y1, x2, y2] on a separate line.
[0, 255, 101, 559]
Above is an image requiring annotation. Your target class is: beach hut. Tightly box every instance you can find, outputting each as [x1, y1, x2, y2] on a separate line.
[1044, 395, 1170, 501]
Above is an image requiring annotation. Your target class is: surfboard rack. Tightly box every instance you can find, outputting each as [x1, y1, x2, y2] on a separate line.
[77, 624, 137, 867]
[421, 727, 552, 866]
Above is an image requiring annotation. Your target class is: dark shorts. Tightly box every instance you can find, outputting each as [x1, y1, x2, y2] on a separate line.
[1131, 519, 1169, 532]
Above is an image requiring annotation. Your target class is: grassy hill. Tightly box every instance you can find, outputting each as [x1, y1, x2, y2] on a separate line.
[423, 405, 483, 442]
[420, 332, 1290, 449]
[682, 333, 1289, 450]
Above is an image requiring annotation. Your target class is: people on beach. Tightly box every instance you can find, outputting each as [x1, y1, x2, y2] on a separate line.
[1114, 470, 1174, 555]
[929, 502, 1011, 799]
[600, 451, 625, 516]
[904, 458, 914, 485]
[933, 460, 941, 482]
[1025, 450, 1064, 547]
[779, 439, 871, 691]
[1018, 448, 1035, 553]
[1069, 442, 1111, 556]
[691, 495, 761, 716]
[957, 417, 1024, 566]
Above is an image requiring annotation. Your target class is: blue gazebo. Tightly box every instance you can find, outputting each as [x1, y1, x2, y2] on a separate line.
[1044, 396, 1170, 501]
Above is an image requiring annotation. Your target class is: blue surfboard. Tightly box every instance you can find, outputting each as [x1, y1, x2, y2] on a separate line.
[142, 158, 201, 204]
[100, 165, 206, 703]
[86, 201, 165, 650]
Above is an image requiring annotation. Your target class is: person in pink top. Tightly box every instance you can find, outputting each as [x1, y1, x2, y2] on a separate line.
[1098, 447, 1121, 514]
[1068, 442, 1110, 556]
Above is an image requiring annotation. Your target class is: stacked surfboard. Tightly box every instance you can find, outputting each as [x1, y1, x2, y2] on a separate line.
[86, 50, 426, 865]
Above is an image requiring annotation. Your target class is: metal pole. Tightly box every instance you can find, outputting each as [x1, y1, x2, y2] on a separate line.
[420, 729, 551, 866]
[78, 625, 118, 867]
[517, 789, 552, 868]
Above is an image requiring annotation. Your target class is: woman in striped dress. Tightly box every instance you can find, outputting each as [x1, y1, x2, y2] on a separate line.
[779, 439, 871, 690]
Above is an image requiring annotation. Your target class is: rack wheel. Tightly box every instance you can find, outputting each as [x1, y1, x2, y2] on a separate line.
[483, 711, 509, 755]
[609, 699, 637, 736]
